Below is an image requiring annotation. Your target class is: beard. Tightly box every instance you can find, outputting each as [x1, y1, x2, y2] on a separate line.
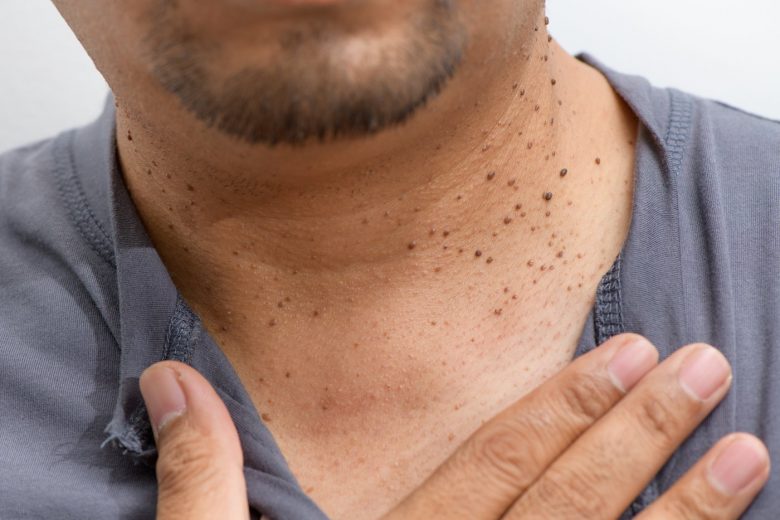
[142, 0, 467, 146]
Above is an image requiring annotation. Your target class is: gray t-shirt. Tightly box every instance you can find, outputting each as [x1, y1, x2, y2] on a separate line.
[1, 54, 779, 519]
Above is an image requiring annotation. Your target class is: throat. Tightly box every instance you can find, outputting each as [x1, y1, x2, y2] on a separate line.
[214, 275, 601, 520]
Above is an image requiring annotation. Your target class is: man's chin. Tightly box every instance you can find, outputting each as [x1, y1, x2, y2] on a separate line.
[144, 0, 468, 146]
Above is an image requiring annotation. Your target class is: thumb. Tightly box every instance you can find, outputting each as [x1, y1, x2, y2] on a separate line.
[140, 361, 249, 520]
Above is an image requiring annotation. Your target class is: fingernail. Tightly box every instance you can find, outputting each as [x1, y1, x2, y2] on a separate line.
[607, 337, 658, 392]
[140, 365, 187, 436]
[678, 346, 731, 400]
[709, 436, 768, 494]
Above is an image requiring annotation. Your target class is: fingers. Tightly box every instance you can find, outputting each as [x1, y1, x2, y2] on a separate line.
[637, 433, 770, 519]
[383, 332, 658, 520]
[505, 343, 733, 519]
[140, 361, 249, 520]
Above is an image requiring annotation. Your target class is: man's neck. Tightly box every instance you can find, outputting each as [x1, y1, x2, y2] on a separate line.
[114, 19, 579, 308]
[113, 24, 639, 403]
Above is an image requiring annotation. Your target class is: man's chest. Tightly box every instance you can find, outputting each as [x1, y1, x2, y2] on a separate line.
[235, 299, 594, 520]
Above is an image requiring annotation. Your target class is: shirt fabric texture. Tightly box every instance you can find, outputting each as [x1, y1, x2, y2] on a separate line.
[1, 54, 780, 519]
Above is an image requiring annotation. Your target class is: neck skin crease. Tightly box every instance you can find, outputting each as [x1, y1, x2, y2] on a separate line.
[115, 9, 637, 519]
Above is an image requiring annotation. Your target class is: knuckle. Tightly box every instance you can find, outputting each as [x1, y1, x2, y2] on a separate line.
[556, 372, 614, 425]
[533, 465, 609, 517]
[156, 423, 222, 498]
[663, 483, 722, 519]
[463, 420, 539, 492]
[633, 394, 683, 449]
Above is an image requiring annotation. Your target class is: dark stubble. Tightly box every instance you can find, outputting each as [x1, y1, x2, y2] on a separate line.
[142, 0, 468, 146]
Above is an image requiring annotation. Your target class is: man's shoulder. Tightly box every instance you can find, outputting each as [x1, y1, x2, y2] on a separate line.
[581, 53, 780, 180]
[686, 93, 780, 166]
[673, 91, 780, 219]
[0, 132, 65, 225]
[0, 126, 118, 324]
[0, 134, 59, 196]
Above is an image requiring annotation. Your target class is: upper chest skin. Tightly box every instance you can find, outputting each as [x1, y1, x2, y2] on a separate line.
[192, 144, 637, 519]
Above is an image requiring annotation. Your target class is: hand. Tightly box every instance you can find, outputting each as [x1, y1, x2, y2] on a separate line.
[139, 334, 770, 520]
[383, 334, 770, 519]
[140, 361, 249, 520]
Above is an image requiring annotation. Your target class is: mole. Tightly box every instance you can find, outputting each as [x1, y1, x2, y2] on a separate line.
[486, 257, 494, 264]
[475, 250, 483, 257]
[277, 301, 284, 308]
[186, 184, 195, 192]
[515, 203, 522, 210]
[560, 168, 568, 177]
[285, 371, 291, 378]
[127, 131, 133, 141]
[557, 250, 564, 258]
[551, 79, 557, 86]
[543, 192, 553, 201]
[545, 16, 550, 25]
[507, 178, 516, 186]
[521, 212, 527, 217]
[595, 157, 602, 165]
[408, 241, 417, 250]
[545, 211, 551, 217]
[494, 308, 503, 316]
[268, 318, 277, 327]
[503, 217, 513, 224]
[312, 310, 320, 317]
[261, 413, 272, 422]
[486, 171, 496, 181]
[527, 260, 535, 267]
[512, 82, 519, 90]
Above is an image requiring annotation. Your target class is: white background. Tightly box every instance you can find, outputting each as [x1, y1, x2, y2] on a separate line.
[1, 0, 779, 154]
